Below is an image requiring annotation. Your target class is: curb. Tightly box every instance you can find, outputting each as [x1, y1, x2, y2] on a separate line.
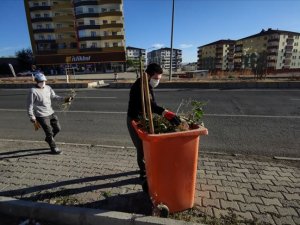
[109, 81, 300, 89]
[0, 196, 203, 225]
[1, 81, 300, 89]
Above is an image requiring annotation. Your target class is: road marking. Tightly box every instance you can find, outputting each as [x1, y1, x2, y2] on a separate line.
[75, 97, 117, 99]
[290, 99, 300, 101]
[205, 113, 300, 119]
[0, 109, 299, 119]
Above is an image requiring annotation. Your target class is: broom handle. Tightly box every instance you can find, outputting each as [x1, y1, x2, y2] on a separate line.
[143, 72, 154, 134]
[140, 63, 146, 125]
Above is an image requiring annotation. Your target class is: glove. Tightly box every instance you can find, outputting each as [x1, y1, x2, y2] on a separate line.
[163, 110, 181, 126]
[64, 96, 73, 103]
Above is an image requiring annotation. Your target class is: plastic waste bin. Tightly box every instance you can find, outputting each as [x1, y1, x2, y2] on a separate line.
[132, 121, 208, 215]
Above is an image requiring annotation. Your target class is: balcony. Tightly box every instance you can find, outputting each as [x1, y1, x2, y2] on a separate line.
[31, 17, 52, 23]
[35, 39, 56, 43]
[52, 14, 74, 21]
[75, 13, 101, 19]
[33, 28, 54, 33]
[267, 45, 278, 50]
[78, 36, 101, 41]
[51, 2, 72, 9]
[74, 0, 98, 7]
[268, 38, 279, 42]
[100, 23, 123, 29]
[79, 47, 102, 52]
[29, 6, 51, 11]
[284, 53, 292, 58]
[102, 46, 125, 52]
[100, 11, 122, 17]
[101, 35, 124, 40]
[55, 27, 75, 33]
[73, 0, 122, 5]
[77, 25, 101, 30]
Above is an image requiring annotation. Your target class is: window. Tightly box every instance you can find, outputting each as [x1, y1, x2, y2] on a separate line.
[56, 24, 62, 28]
[47, 35, 52, 40]
[57, 34, 63, 39]
[102, 8, 107, 12]
[113, 42, 118, 47]
[90, 20, 95, 25]
[35, 14, 41, 18]
[81, 43, 87, 49]
[45, 24, 51, 29]
[91, 31, 96, 37]
[39, 35, 44, 40]
[88, 8, 94, 13]
[33, 2, 39, 6]
[91, 42, 97, 48]
[111, 20, 116, 24]
[42, 2, 47, 6]
[37, 24, 43, 29]
[103, 20, 108, 24]
[103, 31, 108, 36]
[112, 32, 117, 36]
[76, 8, 83, 14]
[44, 13, 49, 17]
[105, 42, 109, 47]
[55, 13, 60, 16]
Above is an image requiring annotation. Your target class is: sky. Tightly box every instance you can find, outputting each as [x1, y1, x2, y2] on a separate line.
[0, 0, 300, 63]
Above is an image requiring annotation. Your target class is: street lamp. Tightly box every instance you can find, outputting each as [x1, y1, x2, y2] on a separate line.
[169, 0, 175, 81]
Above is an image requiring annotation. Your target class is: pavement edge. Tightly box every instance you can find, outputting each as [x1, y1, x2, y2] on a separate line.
[0, 196, 204, 225]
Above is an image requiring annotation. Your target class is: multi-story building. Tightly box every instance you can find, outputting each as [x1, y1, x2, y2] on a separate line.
[198, 29, 300, 72]
[147, 48, 182, 72]
[24, 0, 126, 74]
[126, 46, 145, 62]
[197, 40, 235, 71]
[234, 29, 300, 71]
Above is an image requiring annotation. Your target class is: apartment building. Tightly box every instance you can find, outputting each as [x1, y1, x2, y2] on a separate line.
[147, 48, 182, 72]
[197, 29, 300, 72]
[234, 29, 300, 71]
[24, 0, 126, 74]
[197, 40, 235, 71]
[126, 46, 145, 62]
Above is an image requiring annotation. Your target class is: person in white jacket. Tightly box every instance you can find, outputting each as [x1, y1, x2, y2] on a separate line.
[27, 72, 72, 154]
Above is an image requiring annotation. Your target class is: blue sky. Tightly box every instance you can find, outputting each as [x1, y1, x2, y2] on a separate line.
[0, 0, 300, 63]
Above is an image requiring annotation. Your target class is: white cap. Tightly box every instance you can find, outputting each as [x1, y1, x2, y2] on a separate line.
[35, 72, 47, 82]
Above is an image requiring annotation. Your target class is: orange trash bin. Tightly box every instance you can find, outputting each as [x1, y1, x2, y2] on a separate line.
[132, 121, 208, 214]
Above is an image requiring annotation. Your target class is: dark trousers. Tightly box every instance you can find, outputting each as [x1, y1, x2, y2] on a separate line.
[127, 116, 145, 175]
[36, 114, 61, 149]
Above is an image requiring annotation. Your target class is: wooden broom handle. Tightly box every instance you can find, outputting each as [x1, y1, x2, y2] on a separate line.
[143, 72, 154, 134]
[140, 68, 146, 123]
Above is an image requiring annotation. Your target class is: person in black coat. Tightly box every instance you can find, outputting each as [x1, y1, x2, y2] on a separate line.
[127, 63, 181, 180]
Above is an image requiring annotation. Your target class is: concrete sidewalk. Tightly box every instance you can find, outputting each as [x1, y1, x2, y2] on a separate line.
[0, 139, 299, 225]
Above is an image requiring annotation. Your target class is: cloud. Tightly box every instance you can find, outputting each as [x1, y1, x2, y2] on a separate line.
[179, 44, 193, 49]
[151, 43, 164, 49]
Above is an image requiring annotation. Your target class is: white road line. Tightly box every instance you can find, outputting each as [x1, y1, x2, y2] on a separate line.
[75, 97, 117, 99]
[205, 113, 300, 119]
[0, 108, 299, 119]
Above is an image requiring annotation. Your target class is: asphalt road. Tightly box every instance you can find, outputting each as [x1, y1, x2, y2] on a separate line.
[0, 88, 299, 158]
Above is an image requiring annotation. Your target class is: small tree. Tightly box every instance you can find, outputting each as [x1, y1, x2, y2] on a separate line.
[256, 51, 268, 79]
[15, 48, 34, 71]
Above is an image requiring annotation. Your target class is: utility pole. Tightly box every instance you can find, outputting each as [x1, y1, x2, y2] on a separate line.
[169, 0, 175, 81]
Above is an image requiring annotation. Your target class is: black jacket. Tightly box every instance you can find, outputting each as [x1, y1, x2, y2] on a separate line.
[127, 78, 165, 119]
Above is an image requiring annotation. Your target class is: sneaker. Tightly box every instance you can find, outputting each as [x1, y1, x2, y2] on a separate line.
[51, 147, 62, 155]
